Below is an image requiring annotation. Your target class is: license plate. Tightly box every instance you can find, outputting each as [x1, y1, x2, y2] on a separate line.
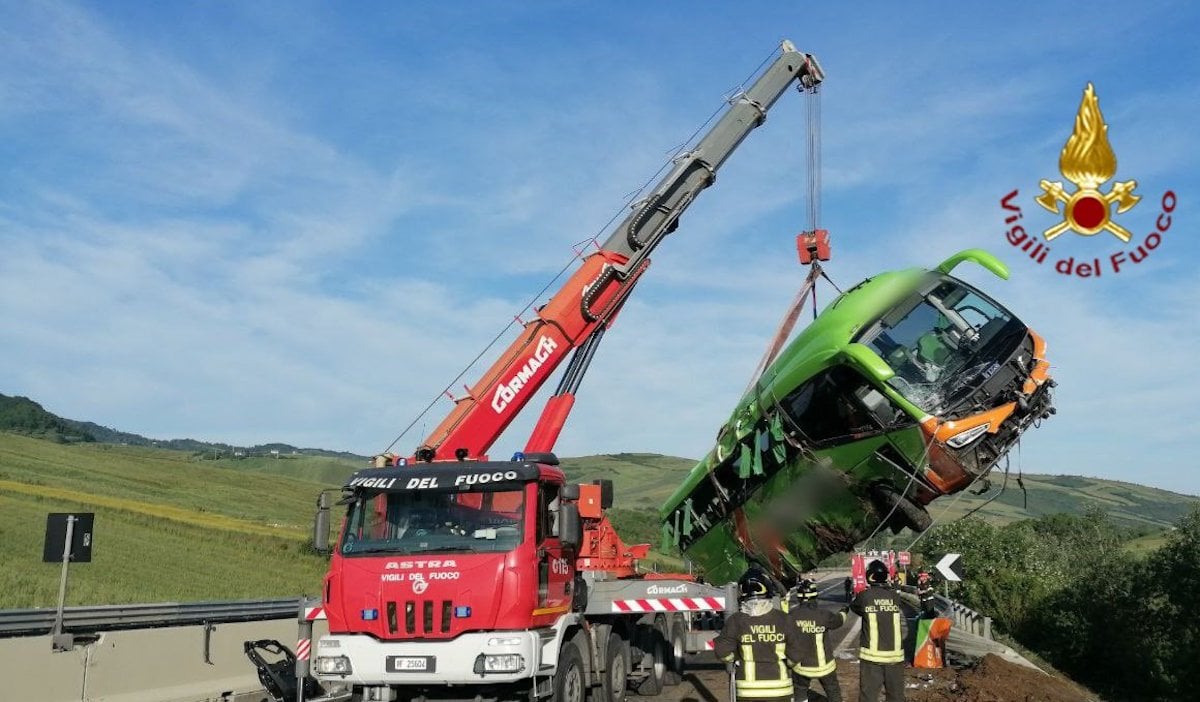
[386, 656, 435, 673]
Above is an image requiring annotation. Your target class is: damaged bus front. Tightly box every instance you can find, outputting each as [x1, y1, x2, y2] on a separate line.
[661, 249, 1054, 583]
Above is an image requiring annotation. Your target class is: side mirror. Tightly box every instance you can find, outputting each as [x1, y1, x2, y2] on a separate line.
[313, 491, 332, 555]
[560, 503, 582, 549]
[936, 249, 1010, 280]
[842, 343, 895, 382]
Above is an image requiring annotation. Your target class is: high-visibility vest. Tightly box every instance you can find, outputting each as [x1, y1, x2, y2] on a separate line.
[712, 609, 796, 699]
[850, 586, 905, 664]
[787, 603, 847, 677]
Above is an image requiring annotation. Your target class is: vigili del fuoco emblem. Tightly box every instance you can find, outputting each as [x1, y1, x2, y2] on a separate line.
[1035, 83, 1140, 242]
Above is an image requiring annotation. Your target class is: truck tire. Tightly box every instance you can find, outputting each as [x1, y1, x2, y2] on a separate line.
[634, 630, 667, 696]
[555, 640, 586, 702]
[664, 622, 686, 686]
[601, 633, 628, 702]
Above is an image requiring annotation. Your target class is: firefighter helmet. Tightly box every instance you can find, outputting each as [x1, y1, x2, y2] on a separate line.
[738, 568, 775, 600]
[866, 559, 889, 584]
[917, 570, 932, 585]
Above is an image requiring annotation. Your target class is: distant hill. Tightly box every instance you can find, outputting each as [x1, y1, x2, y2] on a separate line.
[558, 453, 1197, 533]
[1, 389, 1193, 530]
[0, 393, 95, 442]
[0, 391, 367, 460]
[928, 472, 1197, 530]
[0, 424, 1195, 607]
[559, 453, 696, 510]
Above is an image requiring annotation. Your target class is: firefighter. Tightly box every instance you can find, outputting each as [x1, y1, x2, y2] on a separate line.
[713, 569, 797, 701]
[843, 576, 853, 603]
[916, 571, 936, 618]
[785, 579, 846, 702]
[851, 560, 906, 702]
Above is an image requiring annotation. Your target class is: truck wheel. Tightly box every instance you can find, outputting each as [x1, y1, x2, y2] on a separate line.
[664, 623, 686, 686]
[635, 631, 666, 696]
[602, 633, 628, 702]
[555, 641, 586, 702]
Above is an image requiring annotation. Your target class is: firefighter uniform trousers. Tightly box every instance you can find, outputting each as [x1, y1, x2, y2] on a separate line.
[851, 586, 905, 702]
[784, 600, 846, 702]
[713, 607, 798, 701]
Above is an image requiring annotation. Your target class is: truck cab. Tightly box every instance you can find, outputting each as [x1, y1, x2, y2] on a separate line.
[315, 459, 580, 696]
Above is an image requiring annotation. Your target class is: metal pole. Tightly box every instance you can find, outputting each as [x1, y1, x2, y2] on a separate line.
[725, 582, 738, 702]
[296, 607, 307, 702]
[51, 515, 75, 652]
[296, 599, 315, 702]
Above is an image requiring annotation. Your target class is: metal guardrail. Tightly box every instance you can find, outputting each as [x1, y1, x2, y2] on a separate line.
[0, 598, 301, 637]
[935, 594, 993, 639]
[897, 585, 993, 640]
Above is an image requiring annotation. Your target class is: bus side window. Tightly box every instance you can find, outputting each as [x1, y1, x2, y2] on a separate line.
[779, 366, 907, 443]
[854, 384, 905, 428]
[780, 368, 874, 442]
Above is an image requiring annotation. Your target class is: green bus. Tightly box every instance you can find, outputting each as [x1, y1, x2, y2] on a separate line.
[660, 249, 1055, 583]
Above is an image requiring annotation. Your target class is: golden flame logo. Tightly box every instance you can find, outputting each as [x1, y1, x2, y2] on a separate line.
[1035, 83, 1140, 241]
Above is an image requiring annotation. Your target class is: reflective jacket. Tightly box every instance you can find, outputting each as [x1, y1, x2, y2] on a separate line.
[712, 603, 797, 699]
[850, 585, 905, 664]
[785, 602, 847, 677]
[917, 584, 936, 615]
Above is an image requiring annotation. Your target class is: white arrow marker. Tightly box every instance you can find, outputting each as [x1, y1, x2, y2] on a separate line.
[935, 553, 963, 582]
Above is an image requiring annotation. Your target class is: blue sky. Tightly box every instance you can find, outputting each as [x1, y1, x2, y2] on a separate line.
[1, 1, 1197, 494]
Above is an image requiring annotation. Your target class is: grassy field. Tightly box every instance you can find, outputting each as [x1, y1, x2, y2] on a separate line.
[926, 472, 1197, 530]
[1, 433, 1193, 608]
[559, 453, 694, 510]
[0, 433, 351, 608]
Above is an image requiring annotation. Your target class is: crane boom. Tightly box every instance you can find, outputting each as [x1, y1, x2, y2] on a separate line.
[413, 41, 823, 463]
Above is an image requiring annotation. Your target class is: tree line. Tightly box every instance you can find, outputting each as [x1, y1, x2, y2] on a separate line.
[919, 505, 1200, 701]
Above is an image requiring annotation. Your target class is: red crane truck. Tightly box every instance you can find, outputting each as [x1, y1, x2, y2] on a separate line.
[310, 40, 824, 702]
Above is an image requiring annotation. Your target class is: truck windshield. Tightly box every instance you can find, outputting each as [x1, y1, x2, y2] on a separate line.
[857, 276, 1023, 414]
[340, 489, 525, 557]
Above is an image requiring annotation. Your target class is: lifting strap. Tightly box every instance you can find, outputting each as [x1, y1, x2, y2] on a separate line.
[740, 264, 823, 397]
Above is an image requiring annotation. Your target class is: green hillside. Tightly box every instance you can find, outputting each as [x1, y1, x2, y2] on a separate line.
[560, 453, 1197, 532]
[924, 472, 1197, 530]
[0, 394, 94, 443]
[1, 429, 1194, 609]
[0, 391, 366, 460]
[0, 433, 352, 608]
[559, 453, 695, 509]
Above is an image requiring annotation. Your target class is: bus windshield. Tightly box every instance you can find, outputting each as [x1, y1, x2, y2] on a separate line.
[339, 488, 525, 557]
[857, 276, 1023, 413]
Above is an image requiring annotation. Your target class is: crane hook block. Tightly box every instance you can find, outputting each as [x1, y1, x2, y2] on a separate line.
[797, 229, 831, 264]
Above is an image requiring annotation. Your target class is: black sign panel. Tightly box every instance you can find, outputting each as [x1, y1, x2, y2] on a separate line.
[42, 513, 95, 563]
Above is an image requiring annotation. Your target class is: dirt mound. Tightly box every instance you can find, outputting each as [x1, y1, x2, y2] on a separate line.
[907, 654, 1094, 702]
[630, 654, 1098, 702]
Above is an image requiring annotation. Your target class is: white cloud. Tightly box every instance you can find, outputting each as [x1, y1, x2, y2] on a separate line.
[0, 1, 1197, 497]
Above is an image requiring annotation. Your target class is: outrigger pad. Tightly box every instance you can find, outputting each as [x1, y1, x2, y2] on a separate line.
[243, 639, 324, 702]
